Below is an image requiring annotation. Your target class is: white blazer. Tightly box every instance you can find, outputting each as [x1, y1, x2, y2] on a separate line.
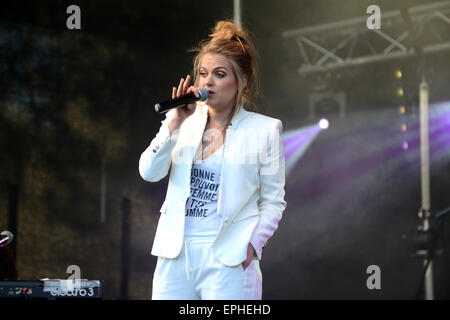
[139, 102, 287, 266]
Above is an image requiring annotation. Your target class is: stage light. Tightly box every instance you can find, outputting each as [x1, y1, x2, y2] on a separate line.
[397, 88, 404, 96]
[401, 124, 407, 132]
[283, 124, 322, 175]
[318, 118, 329, 130]
[402, 141, 409, 150]
[399, 106, 405, 114]
[395, 70, 402, 79]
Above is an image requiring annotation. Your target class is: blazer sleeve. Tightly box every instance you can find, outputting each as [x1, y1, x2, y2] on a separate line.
[139, 109, 179, 182]
[250, 119, 287, 260]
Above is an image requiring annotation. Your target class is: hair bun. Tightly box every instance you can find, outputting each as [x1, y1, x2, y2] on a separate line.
[210, 21, 241, 42]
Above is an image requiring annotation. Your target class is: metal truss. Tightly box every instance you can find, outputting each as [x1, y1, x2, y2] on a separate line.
[282, 1, 450, 74]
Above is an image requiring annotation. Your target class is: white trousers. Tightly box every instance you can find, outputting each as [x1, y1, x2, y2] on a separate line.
[151, 235, 262, 300]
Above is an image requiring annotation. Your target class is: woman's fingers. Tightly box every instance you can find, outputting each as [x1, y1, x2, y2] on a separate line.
[176, 77, 184, 97]
[183, 75, 191, 93]
[186, 85, 199, 98]
[169, 76, 196, 119]
[171, 87, 176, 99]
[186, 86, 198, 110]
[173, 76, 197, 111]
[175, 75, 193, 98]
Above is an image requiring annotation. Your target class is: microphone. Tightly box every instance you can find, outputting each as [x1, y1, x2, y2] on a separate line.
[154, 87, 208, 113]
[0, 230, 14, 247]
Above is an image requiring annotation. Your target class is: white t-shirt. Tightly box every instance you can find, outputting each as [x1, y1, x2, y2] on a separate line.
[184, 145, 224, 236]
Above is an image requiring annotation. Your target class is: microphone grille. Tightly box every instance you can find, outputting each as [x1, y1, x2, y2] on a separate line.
[198, 87, 209, 101]
[0, 230, 13, 245]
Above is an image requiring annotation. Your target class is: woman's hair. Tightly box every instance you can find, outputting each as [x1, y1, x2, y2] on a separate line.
[191, 20, 260, 122]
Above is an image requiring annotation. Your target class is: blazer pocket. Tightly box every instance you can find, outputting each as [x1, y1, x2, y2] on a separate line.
[232, 207, 260, 223]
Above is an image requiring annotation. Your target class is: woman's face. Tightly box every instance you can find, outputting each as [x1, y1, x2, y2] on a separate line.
[197, 53, 239, 113]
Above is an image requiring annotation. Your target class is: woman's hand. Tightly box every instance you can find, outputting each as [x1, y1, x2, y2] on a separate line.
[172, 75, 200, 120]
[242, 243, 255, 271]
[167, 75, 200, 136]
